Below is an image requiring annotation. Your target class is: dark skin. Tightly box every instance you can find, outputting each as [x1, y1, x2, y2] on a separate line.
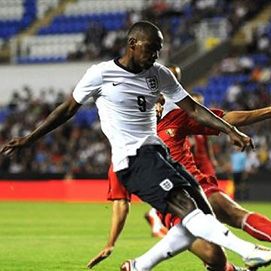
[1, 26, 253, 219]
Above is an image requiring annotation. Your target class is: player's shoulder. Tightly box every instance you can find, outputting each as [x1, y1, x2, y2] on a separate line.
[87, 59, 114, 72]
[153, 62, 170, 72]
[152, 63, 174, 81]
[83, 60, 117, 81]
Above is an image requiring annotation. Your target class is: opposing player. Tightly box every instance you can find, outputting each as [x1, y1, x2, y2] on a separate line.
[1, 21, 270, 270]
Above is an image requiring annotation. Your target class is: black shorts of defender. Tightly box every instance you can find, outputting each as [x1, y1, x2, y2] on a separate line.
[116, 144, 212, 215]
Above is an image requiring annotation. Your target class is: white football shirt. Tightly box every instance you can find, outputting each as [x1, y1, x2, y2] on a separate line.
[73, 59, 188, 171]
[161, 98, 179, 119]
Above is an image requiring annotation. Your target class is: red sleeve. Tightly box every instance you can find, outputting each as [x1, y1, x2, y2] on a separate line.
[107, 164, 131, 201]
[180, 109, 224, 136]
[158, 109, 189, 131]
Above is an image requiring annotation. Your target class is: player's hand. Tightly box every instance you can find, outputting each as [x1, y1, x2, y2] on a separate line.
[228, 126, 255, 151]
[87, 245, 114, 269]
[0, 136, 30, 156]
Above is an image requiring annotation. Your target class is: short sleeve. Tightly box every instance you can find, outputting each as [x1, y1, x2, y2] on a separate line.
[73, 64, 103, 104]
[159, 66, 189, 102]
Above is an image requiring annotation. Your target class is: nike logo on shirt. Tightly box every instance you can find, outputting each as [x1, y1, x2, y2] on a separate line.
[113, 82, 122, 86]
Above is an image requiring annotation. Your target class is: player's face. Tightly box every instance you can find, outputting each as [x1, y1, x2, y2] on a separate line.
[134, 32, 163, 69]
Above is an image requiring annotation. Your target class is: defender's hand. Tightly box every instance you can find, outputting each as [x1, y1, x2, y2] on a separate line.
[0, 136, 30, 156]
[87, 246, 114, 269]
[228, 127, 254, 151]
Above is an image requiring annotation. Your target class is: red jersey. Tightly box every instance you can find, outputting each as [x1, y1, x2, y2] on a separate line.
[193, 135, 216, 176]
[157, 108, 223, 185]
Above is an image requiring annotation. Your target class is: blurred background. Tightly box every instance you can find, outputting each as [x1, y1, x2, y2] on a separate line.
[0, 0, 271, 202]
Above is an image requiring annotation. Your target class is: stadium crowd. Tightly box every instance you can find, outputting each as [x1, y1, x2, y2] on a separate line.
[0, 81, 270, 180]
[0, 87, 110, 178]
[68, 0, 266, 61]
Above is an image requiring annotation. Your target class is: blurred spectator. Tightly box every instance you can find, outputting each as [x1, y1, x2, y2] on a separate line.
[0, 88, 110, 178]
[8, 91, 21, 111]
[230, 148, 248, 200]
[219, 56, 241, 74]
[83, 21, 107, 59]
[245, 150, 260, 175]
[224, 83, 242, 109]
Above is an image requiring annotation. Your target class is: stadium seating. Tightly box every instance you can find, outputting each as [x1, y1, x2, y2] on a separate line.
[192, 16, 271, 107]
[193, 69, 271, 107]
[15, 0, 190, 63]
[37, 0, 59, 19]
[3, 0, 268, 66]
[16, 0, 143, 63]
[17, 33, 84, 64]
[0, 0, 36, 39]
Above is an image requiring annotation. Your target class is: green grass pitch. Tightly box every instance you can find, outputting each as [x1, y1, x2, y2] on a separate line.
[0, 201, 270, 271]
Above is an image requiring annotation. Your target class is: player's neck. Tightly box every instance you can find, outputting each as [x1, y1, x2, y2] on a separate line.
[118, 56, 143, 74]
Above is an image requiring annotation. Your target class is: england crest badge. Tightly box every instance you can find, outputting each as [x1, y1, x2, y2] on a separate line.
[146, 76, 159, 93]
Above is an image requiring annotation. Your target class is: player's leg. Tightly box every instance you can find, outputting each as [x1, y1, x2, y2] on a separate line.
[189, 238, 245, 271]
[125, 223, 195, 271]
[121, 223, 245, 271]
[165, 162, 256, 261]
[208, 191, 271, 242]
[144, 208, 168, 238]
[160, 213, 247, 271]
[118, 145, 271, 269]
[166, 183, 271, 268]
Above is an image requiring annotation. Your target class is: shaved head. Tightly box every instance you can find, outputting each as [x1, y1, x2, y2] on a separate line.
[120, 21, 163, 72]
[128, 21, 162, 42]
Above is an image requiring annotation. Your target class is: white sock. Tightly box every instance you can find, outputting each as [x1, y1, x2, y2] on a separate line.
[182, 209, 255, 259]
[135, 223, 195, 270]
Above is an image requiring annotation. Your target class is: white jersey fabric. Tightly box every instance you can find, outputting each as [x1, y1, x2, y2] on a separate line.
[161, 98, 179, 119]
[73, 59, 189, 171]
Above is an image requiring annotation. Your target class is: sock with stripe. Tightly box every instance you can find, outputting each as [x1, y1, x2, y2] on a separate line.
[242, 212, 271, 242]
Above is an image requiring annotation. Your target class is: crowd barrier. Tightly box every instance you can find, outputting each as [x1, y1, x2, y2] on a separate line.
[0, 179, 234, 202]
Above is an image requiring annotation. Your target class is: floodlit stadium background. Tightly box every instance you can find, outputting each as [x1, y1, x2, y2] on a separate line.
[1, 0, 271, 201]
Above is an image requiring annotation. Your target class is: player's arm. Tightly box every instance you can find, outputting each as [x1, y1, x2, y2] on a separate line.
[223, 106, 271, 127]
[87, 199, 129, 269]
[0, 95, 81, 156]
[175, 95, 253, 151]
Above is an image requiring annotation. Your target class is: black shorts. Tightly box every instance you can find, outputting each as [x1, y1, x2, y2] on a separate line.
[116, 144, 203, 214]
